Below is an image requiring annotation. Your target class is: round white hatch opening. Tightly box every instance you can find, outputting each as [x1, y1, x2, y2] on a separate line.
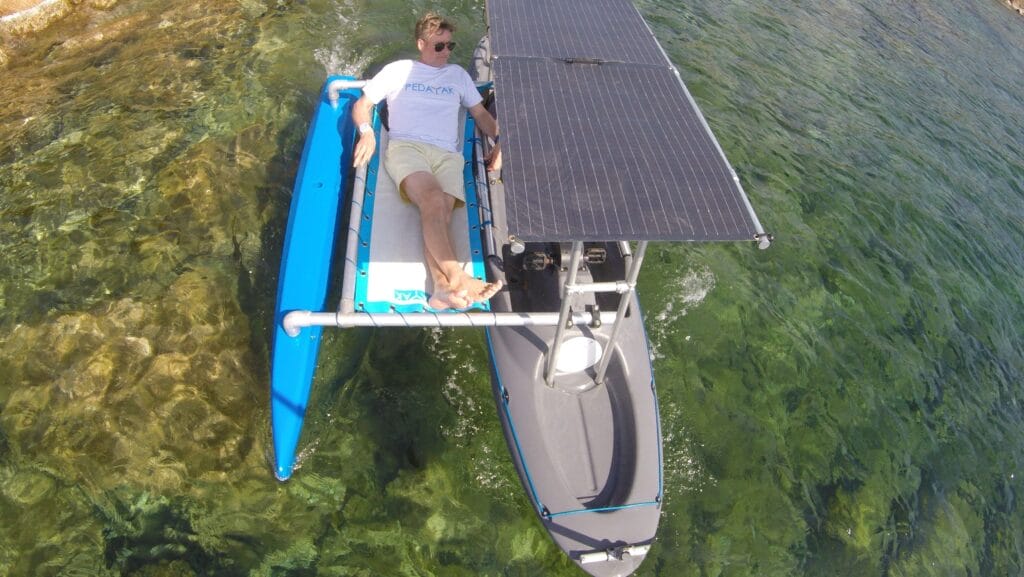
[555, 337, 604, 374]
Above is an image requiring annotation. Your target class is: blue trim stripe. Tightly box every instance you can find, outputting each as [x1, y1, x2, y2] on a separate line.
[636, 297, 665, 501]
[547, 500, 661, 519]
[653, 378, 664, 500]
[486, 330, 546, 515]
[462, 117, 490, 311]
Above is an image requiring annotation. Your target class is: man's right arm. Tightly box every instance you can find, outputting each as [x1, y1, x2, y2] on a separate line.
[351, 95, 376, 168]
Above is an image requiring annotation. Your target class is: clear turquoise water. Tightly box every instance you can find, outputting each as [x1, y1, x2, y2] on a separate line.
[1, 1, 1022, 575]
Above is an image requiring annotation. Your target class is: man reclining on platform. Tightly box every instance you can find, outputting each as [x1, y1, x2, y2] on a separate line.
[352, 12, 503, 310]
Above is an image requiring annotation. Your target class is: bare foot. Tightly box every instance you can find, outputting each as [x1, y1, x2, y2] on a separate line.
[450, 274, 503, 303]
[427, 287, 471, 310]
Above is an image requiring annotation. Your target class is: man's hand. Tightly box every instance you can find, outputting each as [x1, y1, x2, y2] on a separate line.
[468, 102, 501, 171]
[353, 131, 376, 167]
[351, 95, 376, 167]
[485, 141, 502, 172]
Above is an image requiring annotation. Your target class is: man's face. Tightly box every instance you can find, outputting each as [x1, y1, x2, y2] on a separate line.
[417, 28, 454, 67]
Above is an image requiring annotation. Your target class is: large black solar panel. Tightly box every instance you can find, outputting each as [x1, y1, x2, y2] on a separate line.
[488, 0, 665, 66]
[487, 0, 762, 242]
[493, 58, 757, 242]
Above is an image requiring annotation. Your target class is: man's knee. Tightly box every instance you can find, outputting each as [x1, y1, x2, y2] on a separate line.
[404, 180, 452, 216]
[421, 192, 455, 221]
[402, 173, 438, 198]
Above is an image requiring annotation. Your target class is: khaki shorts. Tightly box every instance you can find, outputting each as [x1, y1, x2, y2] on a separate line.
[384, 140, 466, 207]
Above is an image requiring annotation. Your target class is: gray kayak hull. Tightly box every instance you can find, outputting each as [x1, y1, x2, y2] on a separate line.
[486, 280, 663, 576]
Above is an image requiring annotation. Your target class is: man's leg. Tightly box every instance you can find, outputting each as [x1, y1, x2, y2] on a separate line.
[423, 249, 470, 309]
[400, 171, 501, 306]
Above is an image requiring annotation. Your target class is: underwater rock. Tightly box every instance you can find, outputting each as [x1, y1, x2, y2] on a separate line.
[0, 0, 122, 38]
[0, 263, 259, 492]
[0, 0, 72, 36]
[139, 353, 192, 399]
[188, 350, 255, 414]
[124, 336, 153, 358]
[232, 124, 271, 170]
[3, 469, 56, 506]
[154, 138, 268, 262]
[55, 352, 115, 399]
[159, 269, 253, 351]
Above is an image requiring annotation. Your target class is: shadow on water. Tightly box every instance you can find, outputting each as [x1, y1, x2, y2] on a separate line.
[239, 89, 317, 373]
[316, 328, 451, 488]
[100, 495, 223, 577]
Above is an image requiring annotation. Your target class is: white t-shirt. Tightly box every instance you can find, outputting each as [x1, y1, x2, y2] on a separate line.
[362, 60, 483, 153]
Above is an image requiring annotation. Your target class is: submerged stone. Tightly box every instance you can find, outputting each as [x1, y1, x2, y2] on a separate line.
[3, 470, 56, 506]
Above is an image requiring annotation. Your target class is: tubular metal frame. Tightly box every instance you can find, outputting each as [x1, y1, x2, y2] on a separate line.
[282, 82, 657, 391]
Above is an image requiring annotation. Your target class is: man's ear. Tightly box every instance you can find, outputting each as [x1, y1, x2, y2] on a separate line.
[416, 38, 424, 51]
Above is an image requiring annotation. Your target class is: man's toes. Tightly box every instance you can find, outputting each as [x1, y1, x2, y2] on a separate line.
[479, 280, 503, 300]
[449, 290, 471, 308]
[428, 289, 471, 310]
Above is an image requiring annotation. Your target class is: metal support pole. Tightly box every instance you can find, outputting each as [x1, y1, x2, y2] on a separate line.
[566, 281, 632, 295]
[618, 241, 633, 261]
[594, 241, 648, 385]
[544, 241, 584, 387]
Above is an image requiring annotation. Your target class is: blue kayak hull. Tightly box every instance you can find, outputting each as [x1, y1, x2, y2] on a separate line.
[271, 76, 359, 481]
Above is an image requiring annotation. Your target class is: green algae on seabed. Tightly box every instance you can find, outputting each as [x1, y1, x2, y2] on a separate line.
[1, 0, 1024, 575]
[638, 1, 1024, 575]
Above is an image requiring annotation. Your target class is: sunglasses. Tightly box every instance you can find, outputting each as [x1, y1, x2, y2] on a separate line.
[432, 41, 456, 52]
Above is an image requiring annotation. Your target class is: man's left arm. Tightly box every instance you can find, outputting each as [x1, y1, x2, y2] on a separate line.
[468, 103, 501, 171]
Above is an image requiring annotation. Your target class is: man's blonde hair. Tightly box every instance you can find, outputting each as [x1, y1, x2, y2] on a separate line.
[415, 12, 455, 41]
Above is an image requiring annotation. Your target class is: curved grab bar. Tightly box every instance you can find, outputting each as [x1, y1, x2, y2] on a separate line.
[327, 79, 367, 108]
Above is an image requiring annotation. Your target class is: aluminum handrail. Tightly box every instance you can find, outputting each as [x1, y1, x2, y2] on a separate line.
[327, 79, 366, 109]
[566, 281, 633, 295]
[283, 309, 621, 334]
[339, 162, 369, 314]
